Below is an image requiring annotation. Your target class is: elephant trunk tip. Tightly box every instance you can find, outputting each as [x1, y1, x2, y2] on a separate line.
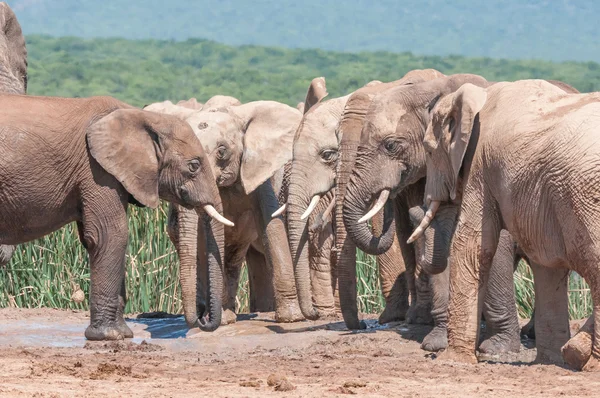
[198, 313, 221, 332]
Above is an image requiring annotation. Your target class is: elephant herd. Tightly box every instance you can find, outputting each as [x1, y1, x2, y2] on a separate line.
[0, 3, 599, 372]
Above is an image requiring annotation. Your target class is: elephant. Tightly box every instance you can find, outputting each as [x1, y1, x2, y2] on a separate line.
[333, 69, 447, 331]
[281, 75, 419, 322]
[146, 97, 305, 328]
[412, 79, 600, 369]
[0, 94, 230, 339]
[0, 2, 28, 267]
[341, 73, 526, 353]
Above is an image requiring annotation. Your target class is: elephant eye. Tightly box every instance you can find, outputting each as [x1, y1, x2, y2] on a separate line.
[188, 159, 201, 173]
[320, 149, 338, 163]
[217, 145, 229, 160]
[383, 139, 401, 154]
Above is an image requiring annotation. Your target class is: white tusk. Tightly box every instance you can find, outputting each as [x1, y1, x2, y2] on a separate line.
[203, 204, 235, 227]
[357, 189, 390, 224]
[406, 200, 441, 244]
[320, 194, 336, 221]
[271, 203, 287, 218]
[301, 195, 321, 220]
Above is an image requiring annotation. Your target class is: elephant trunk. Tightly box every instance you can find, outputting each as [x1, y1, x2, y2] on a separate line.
[287, 182, 319, 320]
[169, 205, 203, 328]
[336, 139, 364, 330]
[408, 205, 458, 275]
[197, 202, 225, 331]
[342, 172, 396, 255]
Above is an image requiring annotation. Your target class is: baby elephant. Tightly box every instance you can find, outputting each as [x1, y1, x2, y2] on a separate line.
[0, 94, 230, 340]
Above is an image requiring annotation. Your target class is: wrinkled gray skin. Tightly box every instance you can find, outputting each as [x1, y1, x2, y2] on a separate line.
[0, 2, 28, 267]
[147, 97, 304, 329]
[342, 74, 522, 353]
[332, 70, 446, 330]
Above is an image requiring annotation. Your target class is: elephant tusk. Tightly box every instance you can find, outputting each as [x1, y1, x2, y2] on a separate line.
[271, 203, 287, 218]
[203, 204, 235, 227]
[320, 194, 336, 221]
[407, 200, 441, 244]
[301, 195, 321, 220]
[357, 189, 390, 224]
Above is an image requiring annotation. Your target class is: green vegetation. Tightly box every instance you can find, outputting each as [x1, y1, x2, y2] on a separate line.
[1, 35, 595, 318]
[10, 0, 600, 62]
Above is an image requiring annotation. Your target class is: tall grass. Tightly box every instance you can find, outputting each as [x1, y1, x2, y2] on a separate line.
[0, 206, 593, 320]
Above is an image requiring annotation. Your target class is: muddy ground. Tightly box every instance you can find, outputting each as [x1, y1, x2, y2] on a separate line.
[0, 308, 598, 397]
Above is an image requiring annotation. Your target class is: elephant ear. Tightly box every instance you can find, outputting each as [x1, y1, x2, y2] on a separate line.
[303, 77, 328, 114]
[447, 83, 488, 199]
[87, 108, 166, 208]
[0, 3, 27, 94]
[234, 102, 302, 194]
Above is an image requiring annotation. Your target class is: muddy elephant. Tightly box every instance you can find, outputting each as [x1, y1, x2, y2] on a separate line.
[280, 74, 424, 323]
[147, 98, 305, 328]
[413, 79, 600, 369]
[0, 95, 229, 339]
[0, 2, 28, 267]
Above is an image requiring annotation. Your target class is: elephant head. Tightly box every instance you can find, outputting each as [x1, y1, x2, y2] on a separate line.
[408, 79, 580, 246]
[88, 108, 232, 331]
[342, 74, 490, 255]
[0, 3, 27, 94]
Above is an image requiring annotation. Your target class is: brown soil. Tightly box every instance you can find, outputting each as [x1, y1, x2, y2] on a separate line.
[0, 308, 598, 397]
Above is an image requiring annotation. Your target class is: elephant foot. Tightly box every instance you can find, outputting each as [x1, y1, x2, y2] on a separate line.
[479, 331, 521, 355]
[520, 318, 535, 339]
[85, 322, 129, 341]
[221, 309, 237, 326]
[275, 302, 305, 323]
[378, 303, 408, 325]
[534, 347, 565, 365]
[315, 307, 338, 320]
[421, 325, 448, 352]
[583, 355, 600, 372]
[406, 302, 433, 325]
[437, 347, 478, 364]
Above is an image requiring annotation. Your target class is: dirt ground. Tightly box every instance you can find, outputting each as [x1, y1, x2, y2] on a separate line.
[0, 308, 598, 397]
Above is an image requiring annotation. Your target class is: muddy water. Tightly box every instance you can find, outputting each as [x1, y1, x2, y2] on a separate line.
[0, 310, 395, 353]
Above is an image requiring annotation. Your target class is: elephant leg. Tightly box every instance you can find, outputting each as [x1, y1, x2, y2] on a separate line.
[252, 180, 304, 323]
[247, 245, 275, 312]
[79, 199, 133, 341]
[406, 269, 433, 325]
[442, 191, 500, 364]
[421, 269, 449, 352]
[223, 244, 247, 325]
[479, 230, 521, 354]
[0, 244, 15, 267]
[374, 205, 410, 324]
[308, 217, 336, 316]
[530, 261, 570, 364]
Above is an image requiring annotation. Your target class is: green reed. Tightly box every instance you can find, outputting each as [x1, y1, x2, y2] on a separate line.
[0, 206, 593, 320]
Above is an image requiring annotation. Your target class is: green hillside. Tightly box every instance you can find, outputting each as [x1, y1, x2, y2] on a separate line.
[9, 0, 600, 62]
[25, 35, 600, 109]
